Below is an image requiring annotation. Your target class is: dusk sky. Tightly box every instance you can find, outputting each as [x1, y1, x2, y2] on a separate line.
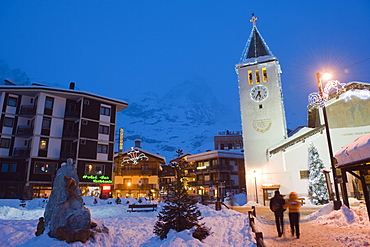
[1, 0, 370, 130]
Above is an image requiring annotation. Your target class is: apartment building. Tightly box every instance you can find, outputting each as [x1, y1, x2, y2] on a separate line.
[0, 82, 127, 199]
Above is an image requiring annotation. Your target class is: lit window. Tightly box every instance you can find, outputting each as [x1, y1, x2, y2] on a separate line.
[248, 70, 253, 85]
[100, 106, 111, 116]
[34, 162, 57, 174]
[97, 144, 108, 154]
[85, 164, 105, 175]
[4, 117, 14, 127]
[7, 97, 17, 107]
[39, 138, 48, 150]
[262, 67, 268, 83]
[255, 70, 260, 84]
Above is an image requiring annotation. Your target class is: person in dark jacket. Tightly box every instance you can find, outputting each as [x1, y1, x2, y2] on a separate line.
[270, 190, 286, 237]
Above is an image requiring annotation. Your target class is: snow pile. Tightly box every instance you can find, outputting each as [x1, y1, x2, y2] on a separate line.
[313, 203, 370, 228]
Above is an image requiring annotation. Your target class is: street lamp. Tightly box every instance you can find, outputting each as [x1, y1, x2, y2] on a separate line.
[127, 182, 132, 197]
[309, 72, 346, 210]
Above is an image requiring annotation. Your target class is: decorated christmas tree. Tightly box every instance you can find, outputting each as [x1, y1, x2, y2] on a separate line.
[307, 143, 329, 205]
[154, 153, 210, 241]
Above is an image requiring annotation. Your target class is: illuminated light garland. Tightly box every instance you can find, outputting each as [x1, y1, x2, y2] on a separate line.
[309, 80, 346, 108]
[121, 147, 149, 165]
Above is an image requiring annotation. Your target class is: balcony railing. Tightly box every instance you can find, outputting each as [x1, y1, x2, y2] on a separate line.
[16, 125, 33, 136]
[13, 148, 30, 157]
[119, 170, 156, 176]
[65, 110, 80, 119]
[62, 131, 78, 139]
[19, 105, 36, 116]
[116, 184, 155, 190]
[60, 151, 77, 160]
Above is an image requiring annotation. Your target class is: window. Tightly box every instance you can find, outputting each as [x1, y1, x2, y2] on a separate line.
[85, 164, 105, 175]
[248, 70, 253, 85]
[10, 163, 17, 172]
[97, 144, 108, 154]
[42, 117, 51, 130]
[300, 170, 309, 179]
[39, 138, 48, 150]
[1, 163, 8, 172]
[7, 97, 17, 107]
[100, 106, 111, 116]
[255, 70, 260, 84]
[44, 97, 54, 115]
[4, 117, 14, 127]
[82, 120, 88, 125]
[41, 117, 51, 135]
[1, 163, 17, 172]
[84, 99, 90, 105]
[99, 125, 109, 134]
[0, 138, 10, 148]
[262, 67, 268, 83]
[34, 162, 57, 174]
[141, 178, 149, 184]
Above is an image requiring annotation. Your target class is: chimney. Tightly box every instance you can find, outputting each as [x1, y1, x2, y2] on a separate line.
[69, 82, 75, 90]
[134, 139, 142, 149]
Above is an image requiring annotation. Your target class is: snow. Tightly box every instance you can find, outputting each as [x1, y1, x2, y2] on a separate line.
[335, 133, 370, 167]
[0, 196, 369, 247]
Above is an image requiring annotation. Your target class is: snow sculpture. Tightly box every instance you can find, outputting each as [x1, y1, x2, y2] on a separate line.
[44, 158, 91, 242]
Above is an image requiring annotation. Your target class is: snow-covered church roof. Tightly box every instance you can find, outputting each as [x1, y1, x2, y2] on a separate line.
[335, 134, 370, 168]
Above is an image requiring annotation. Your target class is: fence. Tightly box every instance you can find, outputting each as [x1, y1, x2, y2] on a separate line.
[248, 206, 266, 247]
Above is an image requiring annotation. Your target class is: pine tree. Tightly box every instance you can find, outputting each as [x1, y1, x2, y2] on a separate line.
[154, 155, 210, 241]
[307, 143, 329, 205]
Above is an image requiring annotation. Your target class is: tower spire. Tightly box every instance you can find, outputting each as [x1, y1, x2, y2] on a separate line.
[239, 14, 274, 63]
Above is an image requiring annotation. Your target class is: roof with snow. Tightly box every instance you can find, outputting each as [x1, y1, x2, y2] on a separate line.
[335, 134, 370, 168]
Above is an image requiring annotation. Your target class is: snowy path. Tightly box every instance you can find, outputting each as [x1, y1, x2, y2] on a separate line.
[255, 218, 369, 247]
[251, 206, 370, 247]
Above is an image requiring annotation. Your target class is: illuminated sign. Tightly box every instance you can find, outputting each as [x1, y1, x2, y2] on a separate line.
[102, 185, 111, 191]
[119, 128, 124, 150]
[82, 175, 112, 184]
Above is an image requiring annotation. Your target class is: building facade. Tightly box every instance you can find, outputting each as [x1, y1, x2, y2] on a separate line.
[113, 140, 166, 199]
[0, 82, 127, 199]
[186, 150, 245, 200]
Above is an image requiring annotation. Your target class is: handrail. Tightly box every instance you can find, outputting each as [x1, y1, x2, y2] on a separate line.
[248, 206, 266, 247]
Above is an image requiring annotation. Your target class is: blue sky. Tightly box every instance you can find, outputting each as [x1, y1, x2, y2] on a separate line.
[1, 0, 370, 130]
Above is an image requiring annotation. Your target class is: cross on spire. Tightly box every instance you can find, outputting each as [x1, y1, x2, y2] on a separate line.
[250, 13, 258, 27]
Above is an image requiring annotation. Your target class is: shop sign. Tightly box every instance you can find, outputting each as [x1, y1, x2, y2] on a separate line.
[82, 175, 112, 184]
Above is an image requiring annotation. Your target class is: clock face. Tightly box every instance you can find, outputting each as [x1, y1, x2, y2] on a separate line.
[250, 85, 269, 102]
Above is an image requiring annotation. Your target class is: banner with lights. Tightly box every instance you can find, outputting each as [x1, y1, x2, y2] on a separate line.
[82, 175, 112, 184]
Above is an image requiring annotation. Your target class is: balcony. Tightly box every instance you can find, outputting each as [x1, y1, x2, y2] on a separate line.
[0, 172, 23, 181]
[116, 184, 155, 190]
[16, 125, 33, 136]
[19, 105, 36, 116]
[62, 131, 78, 140]
[13, 148, 30, 157]
[65, 110, 80, 120]
[60, 151, 76, 160]
[120, 170, 155, 176]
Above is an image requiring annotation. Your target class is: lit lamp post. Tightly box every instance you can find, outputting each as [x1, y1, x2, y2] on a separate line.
[127, 182, 132, 197]
[309, 72, 345, 210]
[252, 170, 258, 203]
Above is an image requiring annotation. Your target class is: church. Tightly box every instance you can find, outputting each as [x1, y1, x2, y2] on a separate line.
[236, 15, 370, 205]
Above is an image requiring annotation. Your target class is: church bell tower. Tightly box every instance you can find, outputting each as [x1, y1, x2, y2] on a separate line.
[235, 15, 287, 202]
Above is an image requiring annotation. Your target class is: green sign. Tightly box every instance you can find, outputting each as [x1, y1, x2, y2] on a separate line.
[82, 175, 112, 184]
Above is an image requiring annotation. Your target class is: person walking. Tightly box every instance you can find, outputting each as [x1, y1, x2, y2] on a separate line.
[283, 191, 302, 239]
[269, 190, 286, 237]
